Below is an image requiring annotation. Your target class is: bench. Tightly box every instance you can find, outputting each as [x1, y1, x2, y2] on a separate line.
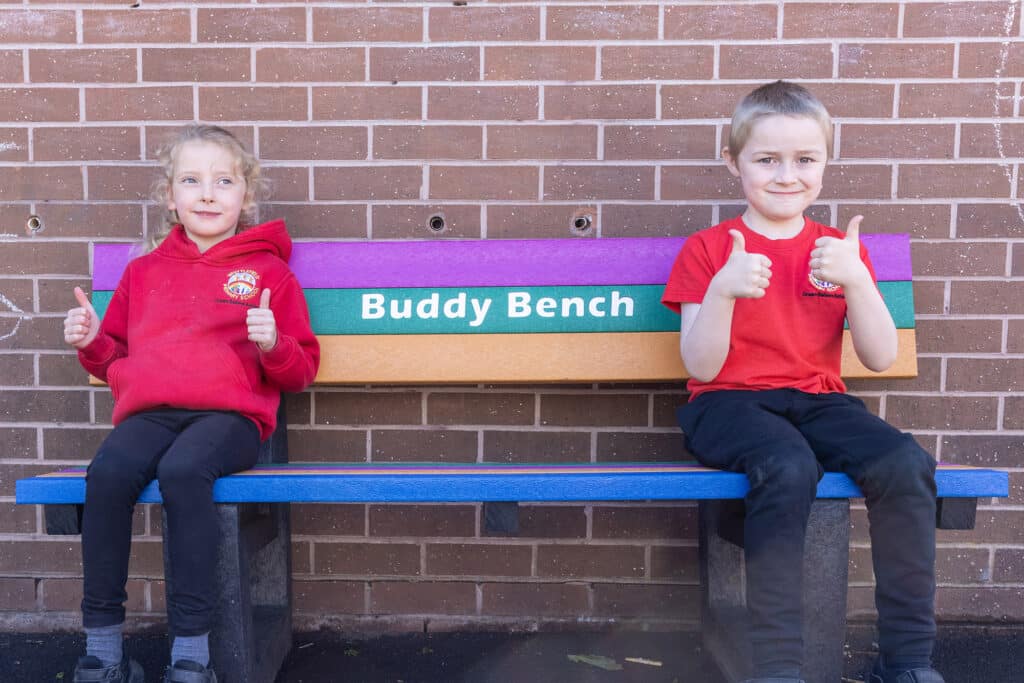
[16, 234, 1009, 683]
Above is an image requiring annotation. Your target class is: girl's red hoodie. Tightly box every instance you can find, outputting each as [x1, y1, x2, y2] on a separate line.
[78, 219, 320, 440]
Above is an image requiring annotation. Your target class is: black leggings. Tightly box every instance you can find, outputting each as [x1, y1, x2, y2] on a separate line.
[81, 409, 260, 636]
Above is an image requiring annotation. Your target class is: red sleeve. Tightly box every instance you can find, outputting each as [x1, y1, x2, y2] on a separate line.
[660, 232, 720, 313]
[259, 270, 320, 392]
[77, 268, 130, 382]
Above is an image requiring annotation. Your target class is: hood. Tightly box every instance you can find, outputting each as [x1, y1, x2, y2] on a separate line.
[156, 219, 293, 264]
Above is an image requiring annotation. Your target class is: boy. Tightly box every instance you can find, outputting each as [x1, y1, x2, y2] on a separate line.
[661, 81, 943, 683]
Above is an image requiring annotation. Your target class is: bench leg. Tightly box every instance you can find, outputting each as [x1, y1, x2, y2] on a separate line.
[163, 502, 292, 683]
[700, 498, 850, 683]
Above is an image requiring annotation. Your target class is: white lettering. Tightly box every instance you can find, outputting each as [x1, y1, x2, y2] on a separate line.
[562, 297, 585, 317]
[588, 297, 606, 317]
[416, 292, 440, 319]
[362, 293, 385, 319]
[470, 298, 491, 327]
[443, 292, 467, 319]
[610, 290, 634, 317]
[535, 297, 557, 318]
[508, 292, 531, 318]
[390, 299, 412, 319]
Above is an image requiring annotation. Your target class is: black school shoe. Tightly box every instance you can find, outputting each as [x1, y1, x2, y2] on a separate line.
[866, 657, 946, 683]
[164, 659, 218, 683]
[72, 655, 144, 683]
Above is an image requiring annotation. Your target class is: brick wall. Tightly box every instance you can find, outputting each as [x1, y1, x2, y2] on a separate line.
[1, 1, 1022, 632]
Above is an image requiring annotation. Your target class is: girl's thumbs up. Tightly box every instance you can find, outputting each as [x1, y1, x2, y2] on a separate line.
[259, 288, 271, 309]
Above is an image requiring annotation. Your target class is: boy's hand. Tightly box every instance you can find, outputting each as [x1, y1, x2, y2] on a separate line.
[710, 229, 773, 299]
[247, 288, 278, 352]
[64, 287, 100, 349]
[809, 215, 870, 288]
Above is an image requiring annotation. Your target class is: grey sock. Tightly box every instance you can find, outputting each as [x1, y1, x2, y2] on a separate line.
[171, 632, 210, 668]
[84, 623, 123, 668]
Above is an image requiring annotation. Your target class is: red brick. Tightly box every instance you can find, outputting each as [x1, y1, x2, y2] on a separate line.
[0, 539, 81, 573]
[604, 204, 714, 239]
[371, 428, 477, 463]
[650, 546, 700, 582]
[83, 10, 190, 43]
[720, 44, 833, 79]
[42, 428, 107, 459]
[665, 4, 777, 39]
[544, 166, 654, 201]
[374, 125, 480, 161]
[539, 394, 647, 427]
[314, 166, 420, 201]
[0, 353, 32, 385]
[960, 123, 1024, 158]
[255, 48, 363, 83]
[899, 164, 1010, 199]
[484, 46, 594, 81]
[592, 583, 700, 618]
[994, 549, 1024, 583]
[838, 204, 950, 239]
[198, 7, 305, 42]
[314, 7, 423, 42]
[545, 85, 656, 120]
[482, 582, 588, 616]
[428, 86, 537, 121]
[905, 2, 1020, 37]
[426, 543, 531, 576]
[200, 87, 307, 122]
[143, 48, 251, 83]
[482, 430, 590, 463]
[662, 165, 741, 201]
[942, 434, 1024, 468]
[286, 428, 366, 462]
[947, 359, 1023, 392]
[0, 9, 76, 43]
[370, 505, 476, 538]
[431, 7, 539, 41]
[488, 125, 596, 161]
[1008, 320, 1024, 353]
[371, 580, 476, 615]
[294, 580, 365, 613]
[314, 86, 422, 121]
[265, 204, 366, 240]
[915, 319, 1003, 354]
[0, 88, 78, 122]
[596, 432, 687, 463]
[291, 504, 365, 536]
[1014, 243, 1024, 276]
[430, 165, 537, 201]
[593, 506, 696, 540]
[784, 3, 898, 38]
[0, 276, 32, 312]
[537, 545, 645, 579]
[428, 392, 535, 426]
[485, 204, 598, 240]
[0, 50, 20, 82]
[86, 87, 192, 122]
[0, 428, 36, 459]
[839, 124, 954, 160]
[605, 125, 716, 161]
[29, 49, 135, 83]
[260, 126, 367, 161]
[886, 395, 999, 430]
[839, 43, 954, 79]
[262, 166, 308, 201]
[811, 83, 897, 119]
[601, 46, 713, 80]
[0, 167, 82, 200]
[488, 505, 587, 539]
[547, 6, 658, 40]
[900, 82, 1014, 118]
[371, 48, 479, 83]
[315, 391, 422, 425]
[145, 124, 253, 160]
[34, 127, 140, 162]
[41, 577, 146, 612]
[0, 502, 36, 534]
[372, 204, 481, 240]
[956, 204, 1024, 238]
[38, 352, 86, 386]
[913, 240, 1007, 277]
[315, 542, 420, 576]
[87, 165, 155, 201]
[958, 41, 1024, 77]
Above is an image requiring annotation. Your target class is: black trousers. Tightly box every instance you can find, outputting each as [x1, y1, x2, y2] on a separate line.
[81, 409, 260, 636]
[678, 389, 937, 678]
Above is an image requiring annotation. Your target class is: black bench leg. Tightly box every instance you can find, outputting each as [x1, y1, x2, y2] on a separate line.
[700, 498, 850, 683]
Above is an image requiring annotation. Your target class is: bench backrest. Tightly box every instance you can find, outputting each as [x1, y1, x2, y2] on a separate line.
[91, 235, 917, 384]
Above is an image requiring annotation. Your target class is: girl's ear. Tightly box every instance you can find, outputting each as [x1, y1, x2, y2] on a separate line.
[722, 146, 740, 178]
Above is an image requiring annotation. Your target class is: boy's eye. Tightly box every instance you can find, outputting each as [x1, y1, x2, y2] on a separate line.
[755, 157, 774, 164]
[799, 157, 817, 164]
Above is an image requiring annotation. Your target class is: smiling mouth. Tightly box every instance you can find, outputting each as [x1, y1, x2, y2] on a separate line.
[193, 211, 221, 217]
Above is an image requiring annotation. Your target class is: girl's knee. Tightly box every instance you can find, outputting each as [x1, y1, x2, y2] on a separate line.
[86, 449, 146, 498]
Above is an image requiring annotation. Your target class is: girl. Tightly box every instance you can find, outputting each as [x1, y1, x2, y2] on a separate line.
[63, 125, 320, 683]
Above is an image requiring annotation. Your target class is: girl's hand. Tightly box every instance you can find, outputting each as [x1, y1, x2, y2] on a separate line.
[64, 287, 100, 349]
[247, 288, 278, 352]
[809, 215, 870, 288]
[709, 229, 773, 300]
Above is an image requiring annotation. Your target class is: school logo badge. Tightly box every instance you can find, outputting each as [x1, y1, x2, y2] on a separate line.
[223, 269, 259, 300]
[808, 269, 842, 293]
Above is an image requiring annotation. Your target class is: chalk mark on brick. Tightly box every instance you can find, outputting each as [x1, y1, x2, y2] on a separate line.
[0, 291, 29, 341]
[994, 1, 1023, 224]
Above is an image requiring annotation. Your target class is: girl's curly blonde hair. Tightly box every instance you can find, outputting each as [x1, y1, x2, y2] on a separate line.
[145, 125, 268, 253]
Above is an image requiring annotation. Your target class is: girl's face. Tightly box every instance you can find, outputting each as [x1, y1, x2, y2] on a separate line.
[166, 140, 249, 253]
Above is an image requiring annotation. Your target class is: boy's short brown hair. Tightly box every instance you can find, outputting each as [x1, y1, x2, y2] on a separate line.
[728, 80, 834, 158]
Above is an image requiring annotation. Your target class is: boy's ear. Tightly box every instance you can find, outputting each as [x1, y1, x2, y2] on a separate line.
[722, 146, 740, 177]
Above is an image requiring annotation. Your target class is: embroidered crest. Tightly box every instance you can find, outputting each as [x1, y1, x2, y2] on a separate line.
[808, 269, 842, 293]
[223, 269, 259, 300]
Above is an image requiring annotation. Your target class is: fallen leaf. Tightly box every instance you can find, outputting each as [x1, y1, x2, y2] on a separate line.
[568, 654, 623, 671]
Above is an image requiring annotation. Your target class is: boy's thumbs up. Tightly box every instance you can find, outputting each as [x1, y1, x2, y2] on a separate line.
[259, 288, 271, 309]
[728, 229, 746, 254]
[845, 215, 863, 242]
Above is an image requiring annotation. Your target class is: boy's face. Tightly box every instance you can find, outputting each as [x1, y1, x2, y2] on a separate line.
[724, 114, 828, 233]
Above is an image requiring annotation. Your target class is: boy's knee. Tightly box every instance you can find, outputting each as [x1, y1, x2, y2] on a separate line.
[750, 452, 820, 499]
[863, 438, 936, 498]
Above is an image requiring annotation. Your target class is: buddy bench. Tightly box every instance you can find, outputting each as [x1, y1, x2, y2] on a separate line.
[16, 235, 1009, 683]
